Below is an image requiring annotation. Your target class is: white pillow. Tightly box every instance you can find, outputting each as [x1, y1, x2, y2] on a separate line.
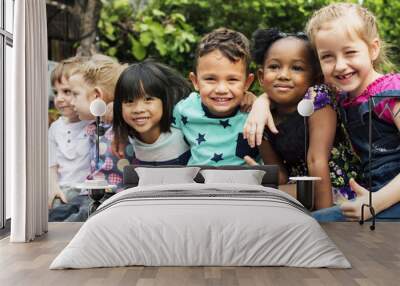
[136, 167, 201, 186]
[200, 169, 266, 185]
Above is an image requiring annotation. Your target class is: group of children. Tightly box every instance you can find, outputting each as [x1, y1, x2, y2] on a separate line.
[49, 2, 400, 223]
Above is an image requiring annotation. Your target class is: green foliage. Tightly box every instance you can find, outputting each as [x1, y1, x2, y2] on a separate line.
[363, 0, 400, 72]
[98, 0, 198, 74]
[97, 0, 399, 79]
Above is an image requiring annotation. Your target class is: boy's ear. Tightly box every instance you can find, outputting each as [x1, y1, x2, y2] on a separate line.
[257, 68, 264, 87]
[244, 73, 255, 91]
[189, 72, 200, 91]
[94, 87, 105, 101]
[370, 38, 381, 62]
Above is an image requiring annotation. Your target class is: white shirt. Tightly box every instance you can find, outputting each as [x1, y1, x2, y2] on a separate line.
[48, 117, 92, 186]
[130, 127, 190, 163]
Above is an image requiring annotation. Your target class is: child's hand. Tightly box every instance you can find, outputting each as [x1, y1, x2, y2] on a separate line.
[244, 155, 259, 166]
[101, 102, 114, 124]
[240, 91, 257, 113]
[48, 188, 67, 209]
[340, 178, 374, 221]
[48, 166, 67, 209]
[243, 93, 278, 148]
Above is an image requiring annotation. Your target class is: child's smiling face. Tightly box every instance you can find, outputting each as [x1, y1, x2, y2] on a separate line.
[314, 18, 380, 98]
[259, 37, 313, 113]
[122, 95, 163, 144]
[190, 49, 253, 117]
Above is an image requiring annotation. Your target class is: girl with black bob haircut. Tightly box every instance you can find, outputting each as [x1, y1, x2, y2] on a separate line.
[113, 59, 192, 165]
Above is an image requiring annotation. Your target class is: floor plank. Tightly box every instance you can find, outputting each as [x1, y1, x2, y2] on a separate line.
[0, 222, 399, 286]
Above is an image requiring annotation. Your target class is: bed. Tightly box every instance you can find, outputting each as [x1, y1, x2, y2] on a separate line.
[50, 165, 350, 269]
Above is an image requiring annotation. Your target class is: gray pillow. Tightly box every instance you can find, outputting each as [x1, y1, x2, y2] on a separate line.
[136, 167, 201, 186]
[200, 169, 266, 185]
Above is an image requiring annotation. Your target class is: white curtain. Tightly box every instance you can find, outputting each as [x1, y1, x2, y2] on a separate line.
[8, 0, 48, 242]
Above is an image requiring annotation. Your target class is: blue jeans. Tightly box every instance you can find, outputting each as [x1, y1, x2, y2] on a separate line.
[51, 187, 80, 208]
[312, 202, 400, 222]
[49, 195, 90, 222]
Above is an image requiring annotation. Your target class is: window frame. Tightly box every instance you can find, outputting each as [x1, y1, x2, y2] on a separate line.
[0, 0, 13, 231]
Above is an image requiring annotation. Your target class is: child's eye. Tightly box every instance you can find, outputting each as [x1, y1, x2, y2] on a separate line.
[292, 65, 304, 71]
[267, 64, 279, 70]
[228, 78, 240, 82]
[346, 50, 357, 55]
[204, 77, 216, 81]
[144, 96, 155, 102]
[320, 54, 332, 61]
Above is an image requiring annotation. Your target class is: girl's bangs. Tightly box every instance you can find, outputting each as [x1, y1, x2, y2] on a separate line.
[141, 66, 169, 102]
[119, 78, 145, 103]
[120, 66, 167, 103]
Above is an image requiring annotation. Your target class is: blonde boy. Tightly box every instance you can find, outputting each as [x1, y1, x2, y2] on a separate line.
[48, 56, 92, 209]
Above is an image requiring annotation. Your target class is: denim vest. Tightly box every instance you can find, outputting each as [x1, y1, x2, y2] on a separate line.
[338, 97, 400, 191]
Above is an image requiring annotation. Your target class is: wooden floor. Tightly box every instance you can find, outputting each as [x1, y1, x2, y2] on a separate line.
[0, 222, 399, 286]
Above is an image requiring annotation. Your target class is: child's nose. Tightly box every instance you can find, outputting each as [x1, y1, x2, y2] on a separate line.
[335, 56, 347, 71]
[56, 94, 65, 102]
[278, 67, 290, 80]
[215, 82, 228, 93]
[132, 101, 146, 113]
[133, 108, 145, 114]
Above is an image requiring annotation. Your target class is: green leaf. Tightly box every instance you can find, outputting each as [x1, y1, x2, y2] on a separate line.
[171, 13, 186, 23]
[131, 38, 146, 60]
[105, 23, 115, 36]
[154, 38, 168, 56]
[138, 23, 149, 31]
[165, 24, 176, 34]
[149, 22, 165, 37]
[107, 47, 117, 57]
[114, 0, 129, 10]
[140, 32, 153, 47]
[152, 9, 166, 17]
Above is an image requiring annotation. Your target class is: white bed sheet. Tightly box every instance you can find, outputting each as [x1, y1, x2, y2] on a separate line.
[50, 183, 350, 269]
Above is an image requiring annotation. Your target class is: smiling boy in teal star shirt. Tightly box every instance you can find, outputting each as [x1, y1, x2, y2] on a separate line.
[173, 28, 259, 166]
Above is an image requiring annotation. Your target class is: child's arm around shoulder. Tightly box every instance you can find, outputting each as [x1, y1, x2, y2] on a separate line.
[306, 85, 337, 208]
[243, 93, 278, 148]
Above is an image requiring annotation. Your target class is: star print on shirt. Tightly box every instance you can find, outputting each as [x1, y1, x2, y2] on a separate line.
[181, 116, 188, 125]
[211, 153, 224, 163]
[219, 119, 231, 128]
[196, 133, 206, 145]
